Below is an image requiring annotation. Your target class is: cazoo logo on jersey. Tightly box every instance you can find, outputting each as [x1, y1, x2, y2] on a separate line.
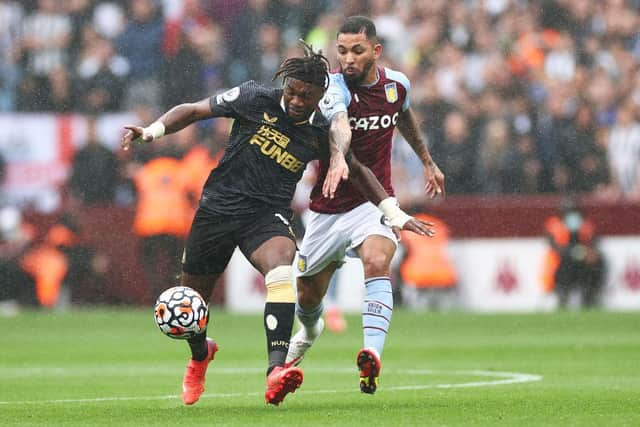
[349, 112, 399, 131]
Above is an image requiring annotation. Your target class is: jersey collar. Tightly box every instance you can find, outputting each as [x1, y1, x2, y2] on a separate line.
[361, 67, 380, 88]
[280, 97, 316, 125]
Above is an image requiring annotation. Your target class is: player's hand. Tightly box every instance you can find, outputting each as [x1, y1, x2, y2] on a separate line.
[323, 151, 349, 199]
[391, 217, 435, 240]
[424, 159, 445, 198]
[121, 125, 150, 151]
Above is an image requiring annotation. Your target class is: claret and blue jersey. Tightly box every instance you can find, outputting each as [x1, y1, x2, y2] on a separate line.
[310, 66, 411, 214]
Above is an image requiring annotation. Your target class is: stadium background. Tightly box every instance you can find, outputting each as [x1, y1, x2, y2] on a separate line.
[1, 0, 640, 311]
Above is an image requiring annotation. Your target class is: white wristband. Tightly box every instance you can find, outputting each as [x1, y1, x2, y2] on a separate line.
[377, 197, 412, 228]
[142, 121, 165, 142]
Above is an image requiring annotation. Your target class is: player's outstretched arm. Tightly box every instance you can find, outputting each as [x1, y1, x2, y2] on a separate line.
[121, 97, 215, 151]
[322, 111, 352, 199]
[396, 107, 445, 198]
[346, 153, 434, 237]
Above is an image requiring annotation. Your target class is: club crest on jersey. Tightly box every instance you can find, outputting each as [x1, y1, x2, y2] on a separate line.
[384, 82, 398, 103]
[216, 86, 240, 104]
[297, 255, 307, 273]
[263, 112, 278, 124]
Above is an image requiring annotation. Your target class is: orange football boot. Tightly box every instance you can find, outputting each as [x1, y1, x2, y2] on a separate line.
[265, 366, 303, 405]
[182, 338, 218, 405]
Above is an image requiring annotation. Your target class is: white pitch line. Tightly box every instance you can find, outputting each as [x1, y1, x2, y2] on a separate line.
[0, 369, 541, 406]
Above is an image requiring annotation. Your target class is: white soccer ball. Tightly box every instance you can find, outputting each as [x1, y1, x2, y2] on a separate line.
[154, 286, 209, 339]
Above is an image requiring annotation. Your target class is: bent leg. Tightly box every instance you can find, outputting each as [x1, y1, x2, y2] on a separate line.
[181, 272, 220, 361]
[284, 264, 339, 367]
[247, 236, 298, 373]
[247, 236, 305, 404]
[179, 272, 221, 406]
[296, 263, 339, 331]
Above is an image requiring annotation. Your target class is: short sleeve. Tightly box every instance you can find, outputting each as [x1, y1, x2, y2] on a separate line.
[318, 73, 351, 121]
[384, 68, 411, 111]
[209, 81, 259, 118]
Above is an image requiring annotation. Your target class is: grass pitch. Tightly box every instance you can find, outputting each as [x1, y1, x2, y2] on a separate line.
[1, 309, 639, 426]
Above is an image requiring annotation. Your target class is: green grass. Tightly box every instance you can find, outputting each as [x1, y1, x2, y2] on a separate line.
[1, 309, 639, 426]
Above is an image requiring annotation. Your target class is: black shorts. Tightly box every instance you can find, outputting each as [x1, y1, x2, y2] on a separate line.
[182, 206, 296, 275]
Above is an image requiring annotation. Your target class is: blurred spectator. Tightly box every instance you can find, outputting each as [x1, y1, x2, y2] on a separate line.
[1, 0, 640, 314]
[43, 213, 110, 305]
[68, 116, 121, 205]
[93, 1, 125, 39]
[556, 104, 610, 193]
[256, 22, 283, 85]
[272, 0, 326, 49]
[198, 23, 227, 95]
[75, 29, 129, 112]
[541, 199, 605, 308]
[0, 149, 5, 186]
[19, 0, 71, 111]
[391, 130, 428, 206]
[0, 206, 37, 313]
[413, 73, 454, 158]
[544, 33, 577, 82]
[514, 134, 543, 193]
[205, 0, 246, 34]
[474, 118, 521, 193]
[398, 213, 457, 310]
[227, 0, 271, 86]
[535, 84, 576, 192]
[305, 12, 340, 62]
[608, 101, 640, 199]
[0, 0, 23, 112]
[19, 236, 67, 308]
[65, 0, 94, 66]
[162, 0, 212, 106]
[132, 150, 194, 304]
[180, 122, 226, 216]
[46, 65, 74, 112]
[117, 0, 164, 109]
[436, 111, 477, 194]
[0, 0, 639, 202]
[371, 0, 406, 64]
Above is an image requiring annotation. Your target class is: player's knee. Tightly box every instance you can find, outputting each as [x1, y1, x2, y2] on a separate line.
[265, 265, 295, 303]
[361, 251, 392, 277]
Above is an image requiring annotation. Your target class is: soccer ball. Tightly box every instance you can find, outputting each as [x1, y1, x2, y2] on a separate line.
[154, 286, 208, 339]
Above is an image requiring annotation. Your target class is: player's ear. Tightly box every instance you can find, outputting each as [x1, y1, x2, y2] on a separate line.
[373, 43, 382, 59]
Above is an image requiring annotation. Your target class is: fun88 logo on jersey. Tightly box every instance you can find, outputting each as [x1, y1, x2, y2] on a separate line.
[349, 112, 399, 131]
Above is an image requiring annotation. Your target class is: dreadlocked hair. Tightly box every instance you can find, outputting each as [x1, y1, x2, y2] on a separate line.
[273, 40, 330, 89]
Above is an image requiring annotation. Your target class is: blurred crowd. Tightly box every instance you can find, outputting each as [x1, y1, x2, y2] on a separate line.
[1, 0, 640, 201]
[0, 0, 638, 309]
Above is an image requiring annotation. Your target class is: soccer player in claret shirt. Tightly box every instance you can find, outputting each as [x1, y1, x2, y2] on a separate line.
[121, 44, 432, 406]
[286, 16, 446, 394]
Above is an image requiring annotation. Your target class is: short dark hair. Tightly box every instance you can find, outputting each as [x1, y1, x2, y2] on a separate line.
[338, 15, 377, 40]
[273, 41, 330, 89]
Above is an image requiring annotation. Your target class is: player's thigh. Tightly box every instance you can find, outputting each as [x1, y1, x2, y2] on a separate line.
[248, 236, 297, 275]
[295, 211, 351, 277]
[182, 207, 239, 276]
[238, 209, 297, 275]
[346, 202, 397, 253]
[181, 271, 221, 302]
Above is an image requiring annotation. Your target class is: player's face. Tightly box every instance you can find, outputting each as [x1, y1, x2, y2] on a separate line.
[282, 78, 324, 122]
[336, 32, 381, 86]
